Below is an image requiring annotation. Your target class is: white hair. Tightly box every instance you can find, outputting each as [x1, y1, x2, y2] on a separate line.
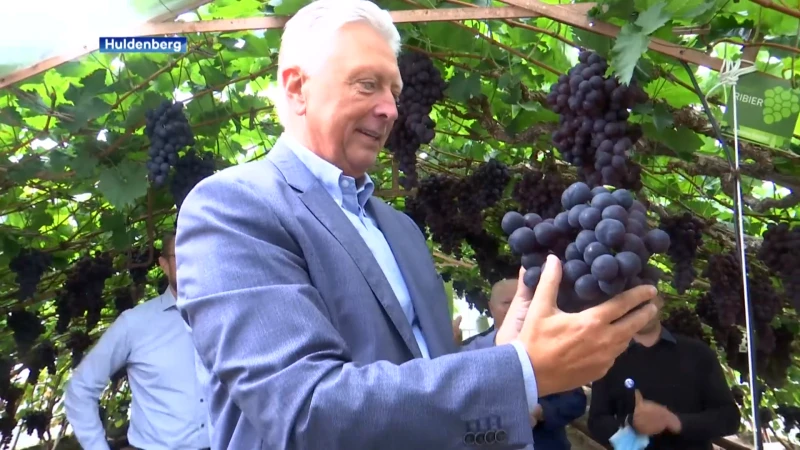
[274, 0, 402, 125]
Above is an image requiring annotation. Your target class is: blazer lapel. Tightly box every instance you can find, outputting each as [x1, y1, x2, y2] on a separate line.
[367, 198, 452, 358]
[267, 142, 423, 359]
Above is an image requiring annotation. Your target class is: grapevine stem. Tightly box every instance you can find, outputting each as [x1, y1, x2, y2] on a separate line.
[680, 60, 763, 450]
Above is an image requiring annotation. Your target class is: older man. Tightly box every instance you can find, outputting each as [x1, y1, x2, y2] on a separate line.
[466, 279, 588, 449]
[64, 234, 209, 450]
[174, 1, 658, 449]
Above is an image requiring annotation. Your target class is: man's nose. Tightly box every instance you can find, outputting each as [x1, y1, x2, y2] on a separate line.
[375, 91, 399, 122]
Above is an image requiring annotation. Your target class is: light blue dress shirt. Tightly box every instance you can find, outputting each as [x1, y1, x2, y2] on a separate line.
[283, 135, 539, 422]
[64, 290, 210, 450]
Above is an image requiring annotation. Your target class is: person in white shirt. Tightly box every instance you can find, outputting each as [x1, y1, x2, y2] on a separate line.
[64, 233, 210, 450]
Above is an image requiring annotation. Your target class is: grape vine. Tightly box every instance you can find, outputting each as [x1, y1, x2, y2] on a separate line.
[412, 159, 512, 256]
[23, 340, 57, 384]
[67, 331, 94, 368]
[145, 100, 195, 187]
[703, 251, 783, 337]
[777, 404, 800, 437]
[9, 249, 52, 301]
[511, 168, 566, 219]
[128, 246, 160, 286]
[547, 50, 648, 189]
[170, 149, 216, 210]
[21, 411, 50, 440]
[6, 310, 45, 354]
[114, 287, 136, 315]
[659, 213, 704, 294]
[662, 306, 708, 344]
[385, 51, 447, 189]
[703, 253, 744, 328]
[59, 252, 115, 333]
[758, 222, 800, 313]
[0, 416, 14, 450]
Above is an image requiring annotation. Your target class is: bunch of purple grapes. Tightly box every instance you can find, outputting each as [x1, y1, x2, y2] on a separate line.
[145, 100, 195, 187]
[61, 252, 115, 333]
[546, 50, 648, 190]
[662, 306, 708, 344]
[511, 169, 566, 219]
[170, 149, 216, 210]
[703, 253, 745, 327]
[758, 222, 800, 313]
[501, 181, 670, 312]
[659, 213, 704, 294]
[704, 251, 782, 331]
[8, 248, 52, 300]
[385, 51, 447, 189]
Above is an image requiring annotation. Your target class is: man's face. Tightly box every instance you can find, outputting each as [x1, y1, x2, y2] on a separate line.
[488, 279, 517, 329]
[283, 21, 402, 177]
[637, 295, 664, 334]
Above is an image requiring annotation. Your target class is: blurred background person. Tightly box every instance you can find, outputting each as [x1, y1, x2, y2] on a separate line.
[64, 233, 210, 450]
[588, 295, 740, 449]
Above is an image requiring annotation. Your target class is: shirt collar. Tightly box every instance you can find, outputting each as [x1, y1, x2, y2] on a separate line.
[161, 288, 177, 311]
[660, 327, 677, 343]
[280, 133, 374, 210]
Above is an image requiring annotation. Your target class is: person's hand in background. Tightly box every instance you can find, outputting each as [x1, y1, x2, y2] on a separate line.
[452, 316, 462, 345]
[632, 389, 673, 436]
[532, 404, 543, 422]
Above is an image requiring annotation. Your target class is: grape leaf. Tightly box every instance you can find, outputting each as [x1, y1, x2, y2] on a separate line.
[653, 103, 674, 131]
[609, 24, 650, 85]
[588, 0, 636, 21]
[447, 71, 482, 103]
[0, 107, 23, 127]
[635, 1, 673, 35]
[98, 161, 148, 209]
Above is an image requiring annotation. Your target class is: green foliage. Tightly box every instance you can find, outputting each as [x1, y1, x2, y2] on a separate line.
[1, 0, 800, 446]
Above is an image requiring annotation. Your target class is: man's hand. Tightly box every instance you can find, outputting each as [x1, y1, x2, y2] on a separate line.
[516, 255, 658, 397]
[632, 390, 670, 436]
[452, 316, 463, 345]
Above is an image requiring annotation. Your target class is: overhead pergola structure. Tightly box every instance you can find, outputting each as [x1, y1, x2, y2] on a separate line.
[4, 0, 800, 90]
[1, 0, 799, 449]
[4, 0, 760, 89]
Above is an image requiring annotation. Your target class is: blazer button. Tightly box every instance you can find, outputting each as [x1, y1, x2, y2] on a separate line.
[463, 432, 475, 445]
[485, 430, 496, 444]
[474, 432, 485, 445]
[495, 429, 507, 443]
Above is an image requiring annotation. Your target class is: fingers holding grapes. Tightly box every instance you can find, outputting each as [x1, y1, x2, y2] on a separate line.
[518, 255, 657, 397]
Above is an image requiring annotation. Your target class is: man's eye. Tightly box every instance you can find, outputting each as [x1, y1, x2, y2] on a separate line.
[359, 81, 377, 91]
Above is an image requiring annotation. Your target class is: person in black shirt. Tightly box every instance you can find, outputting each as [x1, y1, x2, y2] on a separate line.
[588, 295, 740, 449]
[465, 279, 587, 450]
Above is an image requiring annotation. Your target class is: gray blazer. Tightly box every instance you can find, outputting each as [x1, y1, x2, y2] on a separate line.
[175, 140, 533, 449]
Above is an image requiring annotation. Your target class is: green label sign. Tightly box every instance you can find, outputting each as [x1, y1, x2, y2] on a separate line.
[721, 72, 800, 149]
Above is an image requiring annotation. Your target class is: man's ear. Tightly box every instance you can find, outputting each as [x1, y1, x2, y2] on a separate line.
[281, 66, 307, 116]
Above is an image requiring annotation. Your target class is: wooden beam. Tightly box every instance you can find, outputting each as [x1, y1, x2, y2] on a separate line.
[749, 0, 800, 20]
[0, 0, 215, 89]
[496, 0, 724, 72]
[138, 5, 565, 35]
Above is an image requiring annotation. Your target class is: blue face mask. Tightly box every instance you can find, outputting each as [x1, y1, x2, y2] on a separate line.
[609, 425, 650, 450]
